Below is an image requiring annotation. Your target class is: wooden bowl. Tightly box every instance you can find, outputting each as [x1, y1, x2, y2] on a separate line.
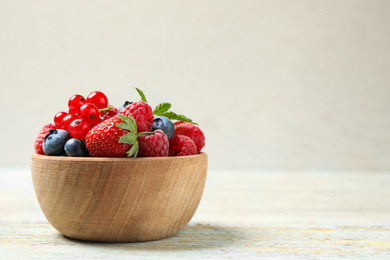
[31, 153, 207, 242]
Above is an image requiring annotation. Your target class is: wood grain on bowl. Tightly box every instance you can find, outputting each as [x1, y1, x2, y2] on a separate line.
[31, 153, 208, 242]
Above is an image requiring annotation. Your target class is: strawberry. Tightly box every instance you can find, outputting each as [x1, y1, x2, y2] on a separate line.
[85, 115, 154, 157]
[34, 123, 56, 155]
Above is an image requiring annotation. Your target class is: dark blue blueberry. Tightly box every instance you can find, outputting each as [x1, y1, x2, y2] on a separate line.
[42, 129, 71, 156]
[152, 116, 175, 139]
[64, 138, 90, 157]
[118, 101, 133, 113]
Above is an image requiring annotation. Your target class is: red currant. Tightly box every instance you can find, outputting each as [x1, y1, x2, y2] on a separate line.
[78, 103, 100, 126]
[100, 114, 111, 122]
[109, 105, 118, 113]
[54, 111, 69, 129]
[68, 94, 86, 114]
[61, 114, 79, 130]
[96, 117, 105, 124]
[99, 105, 118, 117]
[86, 91, 108, 109]
[68, 119, 91, 139]
[106, 110, 117, 117]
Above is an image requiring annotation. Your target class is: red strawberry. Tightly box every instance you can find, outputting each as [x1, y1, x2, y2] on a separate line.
[34, 123, 56, 155]
[85, 116, 131, 157]
[173, 122, 205, 152]
[138, 130, 169, 157]
[85, 115, 154, 157]
[169, 134, 197, 156]
[119, 101, 154, 132]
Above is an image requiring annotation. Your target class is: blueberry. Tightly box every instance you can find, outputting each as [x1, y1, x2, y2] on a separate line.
[42, 129, 71, 156]
[118, 101, 133, 113]
[64, 138, 90, 157]
[152, 116, 174, 139]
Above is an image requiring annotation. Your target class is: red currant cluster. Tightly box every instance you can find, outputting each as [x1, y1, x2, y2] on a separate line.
[54, 91, 117, 140]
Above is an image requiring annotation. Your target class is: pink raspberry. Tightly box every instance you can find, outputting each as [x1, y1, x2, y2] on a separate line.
[34, 123, 56, 155]
[173, 122, 205, 153]
[119, 101, 154, 132]
[169, 134, 197, 156]
[138, 130, 169, 157]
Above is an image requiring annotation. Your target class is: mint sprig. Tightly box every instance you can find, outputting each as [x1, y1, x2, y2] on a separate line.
[157, 111, 197, 125]
[135, 88, 198, 125]
[153, 102, 171, 115]
[136, 88, 148, 103]
[116, 114, 154, 157]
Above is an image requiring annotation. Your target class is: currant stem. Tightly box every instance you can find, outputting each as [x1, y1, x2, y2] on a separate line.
[98, 106, 113, 113]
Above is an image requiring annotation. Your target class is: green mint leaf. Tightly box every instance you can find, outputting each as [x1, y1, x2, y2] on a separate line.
[153, 103, 171, 115]
[136, 88, 148, 103]
[159, 111, 198, 125]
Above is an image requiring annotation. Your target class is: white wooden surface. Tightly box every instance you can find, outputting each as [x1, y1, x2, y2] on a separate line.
[1, 168, 390, 259]
[2, 0, 390, 170]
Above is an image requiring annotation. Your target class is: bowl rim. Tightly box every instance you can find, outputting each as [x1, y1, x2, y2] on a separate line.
[31, 152, 207, 163]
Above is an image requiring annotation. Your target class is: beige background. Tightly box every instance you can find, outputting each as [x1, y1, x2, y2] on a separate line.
[1, 0, 389, 170]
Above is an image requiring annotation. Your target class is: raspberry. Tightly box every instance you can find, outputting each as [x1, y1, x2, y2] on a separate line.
[169, 135, 197, 156]
[119, 101, 154, 132]
[173, 122, 205, 153]
[34, 123, 56, 155]
[138, 130, 169, 157]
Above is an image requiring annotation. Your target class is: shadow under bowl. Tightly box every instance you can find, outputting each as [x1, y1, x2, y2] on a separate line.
[31, 153, 208, 242]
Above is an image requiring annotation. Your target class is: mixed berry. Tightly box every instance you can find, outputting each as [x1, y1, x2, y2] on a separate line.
[34, 89, 205, 157]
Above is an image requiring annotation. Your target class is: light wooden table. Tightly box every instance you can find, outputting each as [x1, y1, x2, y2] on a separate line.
[1, 168, 390, 259]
